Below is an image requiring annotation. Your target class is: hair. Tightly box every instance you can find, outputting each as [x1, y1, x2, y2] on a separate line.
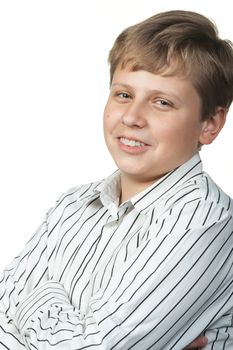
[108, 10, 233, 120]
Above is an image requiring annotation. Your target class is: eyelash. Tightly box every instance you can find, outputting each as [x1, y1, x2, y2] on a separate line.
[116, 92, 131, 99]
[154, 99, 172, 107]
[113, 92, 172, 108]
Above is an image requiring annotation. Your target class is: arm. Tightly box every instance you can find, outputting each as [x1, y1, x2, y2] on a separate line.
[0, 219, 49, 349]
[14, 199, 233, 349]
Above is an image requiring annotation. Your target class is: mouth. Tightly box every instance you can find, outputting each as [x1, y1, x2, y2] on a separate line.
[119, 137, 148, 147]
[118, 136, 150, 154]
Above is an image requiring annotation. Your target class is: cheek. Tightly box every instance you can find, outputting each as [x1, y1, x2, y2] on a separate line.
[103, 108, 116, 143]
[103, 112, 112, 135]
[166, 122, 201, 149]
[103, 103, 123, 132]
[104, 99, 126, 120]
[103, 102, 113, 122]
[151, 119, 194, 146]
[150, 119, 178, 141]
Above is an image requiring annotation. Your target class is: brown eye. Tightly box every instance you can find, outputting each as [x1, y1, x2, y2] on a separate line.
[153, 99, 172, 109]
[118, 92, 130, 99]
[157, 99, 170, 106]
[160, 100, 169, 106]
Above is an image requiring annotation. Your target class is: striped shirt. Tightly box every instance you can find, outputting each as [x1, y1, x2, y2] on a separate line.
[0, 153, 233, 349]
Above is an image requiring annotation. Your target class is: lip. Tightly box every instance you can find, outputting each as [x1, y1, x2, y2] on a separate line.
[117, 136, 150, 154]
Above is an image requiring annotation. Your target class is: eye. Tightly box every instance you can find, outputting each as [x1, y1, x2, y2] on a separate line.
[117, 92, 131, 99]
[153, 99, 172, 109]
[112, 91, 132, 103]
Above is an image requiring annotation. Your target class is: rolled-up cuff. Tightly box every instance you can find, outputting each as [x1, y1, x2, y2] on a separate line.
[16, 281, 70, 334]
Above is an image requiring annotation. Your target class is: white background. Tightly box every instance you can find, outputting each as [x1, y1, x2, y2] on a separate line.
[0, 0, 232, 270]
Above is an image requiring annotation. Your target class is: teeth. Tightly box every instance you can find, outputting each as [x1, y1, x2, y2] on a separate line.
[120, 137, 145, 147]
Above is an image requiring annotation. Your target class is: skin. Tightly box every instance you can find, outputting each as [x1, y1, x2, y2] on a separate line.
[104, 67, 226, 204]
[185, 335, 208, 349]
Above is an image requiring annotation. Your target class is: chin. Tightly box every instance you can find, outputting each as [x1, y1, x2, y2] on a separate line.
[119, 167, 150, 179]
[116, 162, 145, 175]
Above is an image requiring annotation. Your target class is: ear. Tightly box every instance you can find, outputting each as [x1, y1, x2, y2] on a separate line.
[199, 107, 227, 145]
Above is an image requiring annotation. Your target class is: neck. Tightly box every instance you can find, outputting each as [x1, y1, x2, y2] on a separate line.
[119, 173, 157, 204]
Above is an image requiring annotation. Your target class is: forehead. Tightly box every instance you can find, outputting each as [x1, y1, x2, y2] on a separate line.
[113, 55, 194, 88]
[112, 67, 199, 99]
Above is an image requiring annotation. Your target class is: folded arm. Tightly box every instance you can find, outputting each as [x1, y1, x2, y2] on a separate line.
[1, 197, 232, 349]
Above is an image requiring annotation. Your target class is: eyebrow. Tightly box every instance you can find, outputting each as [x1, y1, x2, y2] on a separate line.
[111, 83, 182, 102]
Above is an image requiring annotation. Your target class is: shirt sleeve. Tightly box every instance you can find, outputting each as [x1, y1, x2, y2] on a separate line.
[8, 198, 233, 349]
[0, 217, 49, 349]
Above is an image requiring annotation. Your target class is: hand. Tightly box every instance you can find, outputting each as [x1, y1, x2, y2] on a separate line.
[184, 335, 208, 349]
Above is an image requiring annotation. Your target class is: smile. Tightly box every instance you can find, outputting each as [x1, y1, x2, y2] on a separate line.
[119, 137, 146, 147]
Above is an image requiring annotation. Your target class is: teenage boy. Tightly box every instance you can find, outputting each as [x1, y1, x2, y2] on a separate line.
[0, 10, 233, 350]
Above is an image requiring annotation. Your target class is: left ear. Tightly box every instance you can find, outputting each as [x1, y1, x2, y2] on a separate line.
[199, 107, 227, 145]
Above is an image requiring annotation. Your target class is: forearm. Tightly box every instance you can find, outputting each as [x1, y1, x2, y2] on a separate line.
[16, 281, 123, 349]
[15, 225, 233, 350]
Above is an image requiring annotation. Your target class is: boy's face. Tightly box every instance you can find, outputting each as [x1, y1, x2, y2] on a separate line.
[103, 67, 206, 186]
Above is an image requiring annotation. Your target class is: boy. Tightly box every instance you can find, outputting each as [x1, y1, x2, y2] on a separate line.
[0, 10, 233, 349]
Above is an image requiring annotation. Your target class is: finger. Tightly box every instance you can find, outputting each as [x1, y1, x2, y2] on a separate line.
[184, 335, 208, 349]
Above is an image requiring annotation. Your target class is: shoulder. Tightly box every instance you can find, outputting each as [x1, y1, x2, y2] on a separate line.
[198, 172, 232, 210]
[46, 179, 104, 220]
[160, 171, 233, 231]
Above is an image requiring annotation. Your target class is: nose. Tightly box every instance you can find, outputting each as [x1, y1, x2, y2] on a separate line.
[121, 101, 146, 128]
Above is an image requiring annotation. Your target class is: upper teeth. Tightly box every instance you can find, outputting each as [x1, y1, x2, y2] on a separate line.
[120, 137, 145, 147]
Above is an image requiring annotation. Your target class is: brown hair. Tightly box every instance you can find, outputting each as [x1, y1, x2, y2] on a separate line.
[108, 10, 233, 120]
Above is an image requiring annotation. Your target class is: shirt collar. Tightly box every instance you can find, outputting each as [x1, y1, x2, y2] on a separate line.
[95, 153, 203, 216]
[131, 153, 203, 214]
[94, 170, 122, 219]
